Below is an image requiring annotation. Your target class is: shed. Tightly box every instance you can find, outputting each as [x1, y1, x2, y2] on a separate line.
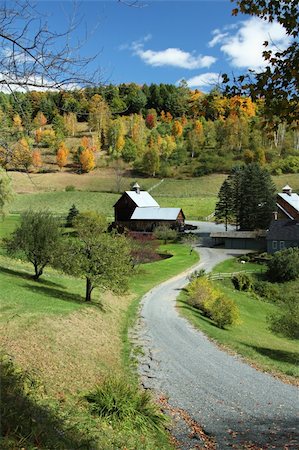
[210, 230, 267, 250]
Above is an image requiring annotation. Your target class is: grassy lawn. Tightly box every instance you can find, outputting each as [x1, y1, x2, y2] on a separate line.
[0, 214, 20, 239]
[177, 257, 298, 382]
[0, 242, 198, 449]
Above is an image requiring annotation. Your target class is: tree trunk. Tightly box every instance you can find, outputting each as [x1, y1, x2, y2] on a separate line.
[33, 262, 43, 280]
[85, 277, 93, 302]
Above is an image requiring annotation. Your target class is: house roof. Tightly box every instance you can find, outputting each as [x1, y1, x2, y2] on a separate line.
[277, 192, 299, 214]
[210, 230, 267, 239]
[125, 191, 160, 208]
[266, 219, 299, 241]
[131, 207, 181, 221]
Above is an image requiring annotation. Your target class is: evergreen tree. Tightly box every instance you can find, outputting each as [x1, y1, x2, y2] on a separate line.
[216, 164, 276, 231]
[66, 204, 79, 227]
[215, 179, 234, 231]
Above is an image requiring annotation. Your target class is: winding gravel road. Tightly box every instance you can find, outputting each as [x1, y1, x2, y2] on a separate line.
[136, 247, 299, 449]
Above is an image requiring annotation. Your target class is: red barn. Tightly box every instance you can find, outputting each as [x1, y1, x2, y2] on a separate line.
[113, 183, 185, 232]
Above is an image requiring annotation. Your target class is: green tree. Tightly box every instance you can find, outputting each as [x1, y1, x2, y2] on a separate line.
[5, 210, 61, 280]
[215, 179, 234, 231]
[216, 164, 276, 230]
[225, 1, 299, 124]
[66, 204, 79, 228]
[153, 225, 177, 244]
[269, 295, 299, 340]
[142, 147, 160, 177]
[267, 247, 299, 282]
[57, 212, 132, 302]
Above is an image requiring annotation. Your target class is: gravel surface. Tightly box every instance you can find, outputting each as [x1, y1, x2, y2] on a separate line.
[135, 246, 299, 449]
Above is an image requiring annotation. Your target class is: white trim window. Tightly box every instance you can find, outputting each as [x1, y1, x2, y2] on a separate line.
[272, 240, 277, 250]
[279, 241, 285, 250]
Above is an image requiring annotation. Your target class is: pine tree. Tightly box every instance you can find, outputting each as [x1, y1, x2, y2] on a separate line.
[66, 204, 79, 227]
[215, 179, 234, 231]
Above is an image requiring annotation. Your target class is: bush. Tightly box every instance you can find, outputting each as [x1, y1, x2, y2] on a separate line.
[85, 377, 166, 432]
[267, 247, 299, 282]
[252, 280, 281, 303]
[187, 276, 218, 315]
[188, 269, 206, 282]
[231, 272, 253, 291]
[269, 295, 299, 339]
[65, 185, 76, 192]
[209, 294, 240, 329]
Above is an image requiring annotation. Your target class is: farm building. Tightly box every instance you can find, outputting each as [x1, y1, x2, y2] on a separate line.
[210, 230, 267, 251]
[276, 185, 299, 221]
[266, 220, 299, 254]
[113, 183, 185, 232]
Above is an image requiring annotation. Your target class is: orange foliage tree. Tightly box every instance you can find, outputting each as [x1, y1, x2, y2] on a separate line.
[172, 120, 183, 138]
[32, 150, 42, 169]
[56, 142, 69, 170]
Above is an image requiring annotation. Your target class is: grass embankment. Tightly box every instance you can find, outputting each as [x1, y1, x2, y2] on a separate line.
[178, 257, 299, 382]
[0, 242, 198, 449]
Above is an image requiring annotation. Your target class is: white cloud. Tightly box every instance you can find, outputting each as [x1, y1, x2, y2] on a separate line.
[131, 38, 216, 69]
[210, 17, 291, 70]
[183, 72, 221, 89]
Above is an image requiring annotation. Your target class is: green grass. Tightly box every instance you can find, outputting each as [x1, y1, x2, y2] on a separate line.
[9, 191, 216, 221]
[178, 257, 299, 381]
[0, 214, 20, 239]
[0, 243, 198, 450]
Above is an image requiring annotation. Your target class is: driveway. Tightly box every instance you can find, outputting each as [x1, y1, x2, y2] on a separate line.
[135, 246, 298, 449]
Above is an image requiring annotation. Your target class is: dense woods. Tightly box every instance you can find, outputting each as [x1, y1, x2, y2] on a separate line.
[0, 82, 298, 178]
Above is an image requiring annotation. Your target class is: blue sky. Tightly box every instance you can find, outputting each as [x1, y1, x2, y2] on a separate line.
[36, 1, 291, 91]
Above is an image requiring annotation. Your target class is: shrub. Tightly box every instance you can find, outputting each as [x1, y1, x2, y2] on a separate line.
[252, 280, 281, 303]
[65, 204, 79, 227]
[267, 247, 299, 282]
[65, 185, 76, 192]
[209, 294, 240, 329]
[187, 277, 218, 315]
[269, 295, 299, 339]
[231, 272, 253, 291]
[85, 377, 166, 432]
[188, 269, 206, 282]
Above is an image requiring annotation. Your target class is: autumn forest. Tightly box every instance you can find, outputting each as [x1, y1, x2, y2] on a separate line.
[0, 82, 298, 179]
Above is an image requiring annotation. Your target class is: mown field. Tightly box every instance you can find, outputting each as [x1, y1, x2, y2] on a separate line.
[0, 236, 198, 449]
[7, 171, 298, 222]
[178, 257, 299, 382]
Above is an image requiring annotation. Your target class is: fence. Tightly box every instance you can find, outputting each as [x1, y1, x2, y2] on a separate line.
[208, 269, 262, 281]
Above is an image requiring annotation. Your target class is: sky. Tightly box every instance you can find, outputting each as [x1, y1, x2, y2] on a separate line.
[23, 1, 293, 91]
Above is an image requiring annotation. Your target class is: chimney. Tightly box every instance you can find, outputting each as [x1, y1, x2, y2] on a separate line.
[132, 182, 140, 194]
[273, 211, 278, 220]
[282, 185, 292, 196]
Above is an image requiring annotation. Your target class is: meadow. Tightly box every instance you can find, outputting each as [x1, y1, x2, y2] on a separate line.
[178, 258, 299, 382]
[0, 240, 198, 449]
[7, 171, 298, 222]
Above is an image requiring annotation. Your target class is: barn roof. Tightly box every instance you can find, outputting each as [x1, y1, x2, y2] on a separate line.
[266, 219, 299, 241]
[277, 192, 299, 214]
[131, 207, 181, 220]
[125, 191, 160, 208]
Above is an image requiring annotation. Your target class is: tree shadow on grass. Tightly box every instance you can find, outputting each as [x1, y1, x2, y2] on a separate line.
[1, 356, 94, 449]
[177, 301, 219, 328]
[21, 283, 106, 311]
[243, 344, 299, 365]
[0, 265, 63, 288]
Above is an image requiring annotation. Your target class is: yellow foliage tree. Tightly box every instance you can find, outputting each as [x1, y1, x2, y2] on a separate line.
[12, 138, 32, 170]
[63, 112, 77, 137]
[80, 148, 95, 172]
[13, 114, 23, 131]
[172, 120, 183, 138]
